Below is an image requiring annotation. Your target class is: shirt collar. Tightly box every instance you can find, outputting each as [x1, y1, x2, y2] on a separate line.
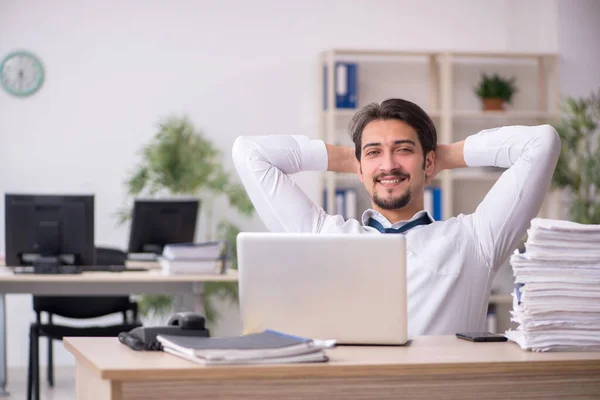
[361, 209, 435, 230]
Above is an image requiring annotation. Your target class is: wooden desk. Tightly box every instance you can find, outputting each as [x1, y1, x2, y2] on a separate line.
[0, 268, 237, 395]
[65, 336, 600, 400]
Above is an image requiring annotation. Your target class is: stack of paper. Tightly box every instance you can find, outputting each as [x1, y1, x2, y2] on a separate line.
[505, 218, 600, 352]
[159, 241, 229, 275]
[157, 330, 336, 365]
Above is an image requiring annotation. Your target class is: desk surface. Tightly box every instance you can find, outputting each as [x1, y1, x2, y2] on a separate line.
[65, 336, 600, 382]
[0, 268, 238, 283]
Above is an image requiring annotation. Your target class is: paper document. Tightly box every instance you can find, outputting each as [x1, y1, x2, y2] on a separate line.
[506, 218, 600, 352]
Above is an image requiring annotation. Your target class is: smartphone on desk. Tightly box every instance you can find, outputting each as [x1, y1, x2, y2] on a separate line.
[455, 332, 508, 342]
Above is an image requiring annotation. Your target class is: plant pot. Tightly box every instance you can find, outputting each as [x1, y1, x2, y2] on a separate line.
[482, 97, 505, 111]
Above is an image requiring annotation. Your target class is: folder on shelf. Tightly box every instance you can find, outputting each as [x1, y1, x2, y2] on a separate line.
[323, 62, 358, 109]
[323, 188, 358, 220]
[424, 186, 442, 221]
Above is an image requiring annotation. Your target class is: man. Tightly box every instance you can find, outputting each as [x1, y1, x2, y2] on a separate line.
[232, 98, 560, 336]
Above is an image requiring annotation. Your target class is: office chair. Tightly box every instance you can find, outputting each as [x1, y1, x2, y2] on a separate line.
[27, 247, 142, 400]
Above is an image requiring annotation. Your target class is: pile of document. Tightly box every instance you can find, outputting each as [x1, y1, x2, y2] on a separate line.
[157, 330, 336, 365]
[159, 241, 229, 275]
[505, 218, 600, 352]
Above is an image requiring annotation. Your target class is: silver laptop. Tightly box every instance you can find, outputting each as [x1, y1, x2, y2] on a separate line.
[237, 232, 407, 345]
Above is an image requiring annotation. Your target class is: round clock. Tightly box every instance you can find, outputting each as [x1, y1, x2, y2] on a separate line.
[0, 51, 45, 97]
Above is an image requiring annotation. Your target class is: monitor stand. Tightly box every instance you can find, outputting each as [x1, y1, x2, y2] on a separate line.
[33, 256, 62, 274]
[14, 256, 81, 274]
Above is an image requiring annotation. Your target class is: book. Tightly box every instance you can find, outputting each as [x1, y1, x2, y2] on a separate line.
[160, 241, 230, 275]
[157, 330, 336, 364]
[162, 241, 228, 261]
[162, 346, 329, 365]
[158, 258, 223, 275]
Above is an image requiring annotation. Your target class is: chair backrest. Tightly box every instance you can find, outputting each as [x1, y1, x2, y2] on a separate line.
[96, 247, 127, 266]
[33, 247, 133, 319]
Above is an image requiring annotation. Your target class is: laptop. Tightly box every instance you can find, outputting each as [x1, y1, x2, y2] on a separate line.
[237, 232, 407, 345]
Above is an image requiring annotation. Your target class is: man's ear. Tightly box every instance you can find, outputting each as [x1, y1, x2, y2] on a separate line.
[425, 150, 435, 177]
[357, 161, 363, 183]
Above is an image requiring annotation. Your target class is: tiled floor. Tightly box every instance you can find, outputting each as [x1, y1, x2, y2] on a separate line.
[4, 367, 75, 400]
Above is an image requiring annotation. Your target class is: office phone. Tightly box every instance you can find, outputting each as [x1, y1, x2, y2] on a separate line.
[119, 312, 210, 351]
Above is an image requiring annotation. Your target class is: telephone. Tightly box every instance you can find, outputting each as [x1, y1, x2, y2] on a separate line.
[118, 312, 210, 351]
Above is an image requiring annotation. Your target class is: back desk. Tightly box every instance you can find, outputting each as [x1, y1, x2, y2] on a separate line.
[0, 264, 237, 395]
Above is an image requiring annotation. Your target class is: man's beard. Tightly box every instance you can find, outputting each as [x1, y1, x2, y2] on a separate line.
[371, 169, 412, 210]
[373, 187, 412, 210]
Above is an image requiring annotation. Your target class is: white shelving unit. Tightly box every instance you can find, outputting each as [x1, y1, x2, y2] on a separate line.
[318, 49, 560, 309]
[319, 49, 560, 222]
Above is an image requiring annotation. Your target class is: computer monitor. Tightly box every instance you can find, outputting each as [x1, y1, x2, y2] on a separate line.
[4, 194, 95, 267]
[127, 199, 199, 255]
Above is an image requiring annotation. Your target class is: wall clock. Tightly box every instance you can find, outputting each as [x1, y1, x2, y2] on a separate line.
[0, 51, 45, 97]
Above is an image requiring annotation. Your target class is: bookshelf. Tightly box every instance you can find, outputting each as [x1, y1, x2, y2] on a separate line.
[318, 49, 560, 311]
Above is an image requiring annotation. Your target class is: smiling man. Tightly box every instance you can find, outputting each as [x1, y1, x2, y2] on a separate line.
[232, 98, 561, 336]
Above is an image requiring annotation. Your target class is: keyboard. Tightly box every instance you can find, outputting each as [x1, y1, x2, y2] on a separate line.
[81, 265, 149, 272]
[13, 265, 149, 274]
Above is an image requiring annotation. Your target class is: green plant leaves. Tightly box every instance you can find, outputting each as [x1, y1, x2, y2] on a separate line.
[137, 294, 175, 319]
[552, 89, 600, 224]
[224, 184, 255, 217]
[127, 167, 149, 196]
[203, 220, 243, 323]
[475, 73, 518, 103]
[120, 115, 254, 219]
[140, 117, 220, 195]
[118, 116, 255, 323]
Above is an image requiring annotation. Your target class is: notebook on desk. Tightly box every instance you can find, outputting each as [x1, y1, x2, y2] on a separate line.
[157, 330, 335, 365]
[237, 233, 408, 345]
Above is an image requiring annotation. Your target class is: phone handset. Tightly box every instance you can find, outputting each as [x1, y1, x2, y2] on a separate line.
[119, 312, 210, 351]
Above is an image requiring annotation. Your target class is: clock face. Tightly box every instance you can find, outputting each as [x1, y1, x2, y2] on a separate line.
[0, 51, 45, 97]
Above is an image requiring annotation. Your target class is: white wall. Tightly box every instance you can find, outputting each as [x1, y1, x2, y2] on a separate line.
[555, 0, 600, 218]
[0, 0, 564, 368]
[558, 0, 600, 98]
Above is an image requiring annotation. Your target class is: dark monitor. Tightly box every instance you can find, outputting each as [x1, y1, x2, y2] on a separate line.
[127, 199, 199, 255]
[4, 194, 95, 267]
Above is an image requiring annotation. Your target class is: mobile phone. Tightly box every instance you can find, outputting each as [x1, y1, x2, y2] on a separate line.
[455, 332, 508, 342]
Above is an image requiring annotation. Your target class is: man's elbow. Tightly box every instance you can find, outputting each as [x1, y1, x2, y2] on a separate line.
[232, 136, 252, 167]
[232, 135, 270, 174]
[535, 124, 561, 163]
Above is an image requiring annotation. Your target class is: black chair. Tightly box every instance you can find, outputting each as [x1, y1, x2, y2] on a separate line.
[27, 247, 142, 400]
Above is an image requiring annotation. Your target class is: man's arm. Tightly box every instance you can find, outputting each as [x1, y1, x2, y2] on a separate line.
[435, 125, 561, 271]
[325, 144, 357, 173]
[426, 141, 466, 183]
[232, 135, 356, 233]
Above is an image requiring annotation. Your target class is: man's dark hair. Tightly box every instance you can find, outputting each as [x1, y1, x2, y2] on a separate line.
[349, 98, 437, 164]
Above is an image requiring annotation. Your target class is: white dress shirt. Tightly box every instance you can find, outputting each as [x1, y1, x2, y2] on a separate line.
[232, 125, 561, 336]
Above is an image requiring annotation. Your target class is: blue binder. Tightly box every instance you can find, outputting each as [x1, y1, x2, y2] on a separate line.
[323, 62, 358, 110]
[424, 186, 443, 221]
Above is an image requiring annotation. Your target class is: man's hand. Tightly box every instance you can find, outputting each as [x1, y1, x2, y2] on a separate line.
[426, 141, 466, 184]
[326, 145, 358, 174]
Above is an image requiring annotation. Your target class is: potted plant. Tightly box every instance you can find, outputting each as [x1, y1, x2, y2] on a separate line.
[475, 73, 518, 111]
[551, 89, 600, 224]
[118, 116, 254, 323]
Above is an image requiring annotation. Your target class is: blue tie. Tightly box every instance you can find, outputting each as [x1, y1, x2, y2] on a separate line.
[368, 214, 432, 234]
